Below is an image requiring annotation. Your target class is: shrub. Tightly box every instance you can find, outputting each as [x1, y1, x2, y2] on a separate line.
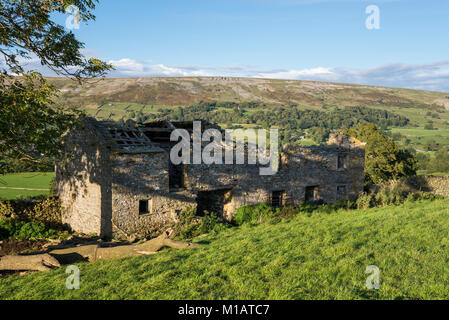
[355, 183, 441, 209]
[174, 207, 228, 240]
[0, 200, 15, 220]
[26, 197, 62, 226]
[356, 193, 375, 210]
[0, 219, 61, 240]
[232, 203, 275, 226]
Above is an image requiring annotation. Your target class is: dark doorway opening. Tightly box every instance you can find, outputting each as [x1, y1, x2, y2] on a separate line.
[271, 190, 285, 208]
[196, 188, 233, 218]
[305, 186, 319, 202]
[169, 162, 184, 191]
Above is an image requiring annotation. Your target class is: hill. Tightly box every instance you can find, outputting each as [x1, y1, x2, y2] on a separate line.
[50, 77, 449, 111]
[48, 77, 449, 153]
[1, 198, 449, 299]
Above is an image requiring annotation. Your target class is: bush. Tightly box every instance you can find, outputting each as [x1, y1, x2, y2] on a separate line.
[1, 197, 62, 226]
[0, 200, 15, 220]
[355, 183, 441, 209]
[232, 203, 275, 226]
[174, 207, 228, 240]
[26, 197, 62, 226]
[355, 193, 375, 210]
[0, 219, 61, 240]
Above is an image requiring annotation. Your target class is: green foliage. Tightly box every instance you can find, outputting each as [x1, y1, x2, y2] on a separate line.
[0, 0, 113, 172]
[26, 197, 62, 227]
[0, 197, 63, 230]
[0, 200, 15, 220]
[0, 74, 80, 174]
[232, 203, 276, 226]
[0, 219, 60, 240]
[0, 0, 112, 79]
[174, 207, 228, 240]
[356, 185, 440, 209]
[153, 102, 409, 145]
[424, 123, 435, 130]
[49, 177, 57, 197]
[417, 147, 449, 173]
[306, 127, 330, 144]
[0, 157, 54, 174]
[346, 122, 418, 184]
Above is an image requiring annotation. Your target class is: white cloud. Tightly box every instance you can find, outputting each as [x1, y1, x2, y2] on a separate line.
[4, 54, 449, 92]
[253, 62, 449, 92]
[108, 59, 213, 77]
[255, 67, 334, 80]
[106, 58, 449, 92]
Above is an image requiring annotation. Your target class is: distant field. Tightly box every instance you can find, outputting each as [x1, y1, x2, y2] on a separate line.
[390, 127, 449, 150]
[418, 171, 449, 176]
[0, 173, 54, 200]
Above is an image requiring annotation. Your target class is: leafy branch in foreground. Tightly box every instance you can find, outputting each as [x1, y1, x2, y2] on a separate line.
[0, 0, 113, 173]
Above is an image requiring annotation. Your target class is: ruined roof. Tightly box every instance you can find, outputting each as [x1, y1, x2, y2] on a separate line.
[327, 133, 366, 149]
[92, 120, 164, 154]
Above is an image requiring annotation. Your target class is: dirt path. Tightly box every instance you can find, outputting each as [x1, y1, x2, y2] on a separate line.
[0, 187, 49, 191]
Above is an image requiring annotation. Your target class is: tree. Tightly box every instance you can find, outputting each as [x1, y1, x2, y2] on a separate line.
[0, 0, 113, 174]
[427, 147, 449, 173]
[346, 122, 417, 184]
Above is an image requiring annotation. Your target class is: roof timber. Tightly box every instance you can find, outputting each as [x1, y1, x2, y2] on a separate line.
[93, 121, 164, 154]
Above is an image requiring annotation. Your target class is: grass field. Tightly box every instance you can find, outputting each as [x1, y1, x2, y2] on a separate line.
[1, 198, 449, 299]
[390, 127, 449, 150]
[0, 173, 54, 200]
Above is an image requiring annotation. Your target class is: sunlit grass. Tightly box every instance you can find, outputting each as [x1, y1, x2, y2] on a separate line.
[1, 198, 449, 300]
[0, 173, 54, 200]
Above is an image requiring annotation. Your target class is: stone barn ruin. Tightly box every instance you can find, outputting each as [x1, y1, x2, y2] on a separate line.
[55, 117, 365, 238]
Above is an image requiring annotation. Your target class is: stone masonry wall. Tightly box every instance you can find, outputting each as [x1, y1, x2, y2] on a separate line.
[404, 175, 449, 197]
[184, 143, 365, 220]
[110, 152, 195, 237]
[55, 122, 112, 237]
[58, 122, 366, 238]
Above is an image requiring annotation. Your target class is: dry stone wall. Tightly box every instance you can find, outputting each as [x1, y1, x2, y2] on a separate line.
[404, 175, 449, 197]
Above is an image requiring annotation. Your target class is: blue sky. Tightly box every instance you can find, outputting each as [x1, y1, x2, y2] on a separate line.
[50, 0, 449, 91]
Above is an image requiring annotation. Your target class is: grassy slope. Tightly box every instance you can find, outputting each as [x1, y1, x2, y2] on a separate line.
[49, 77, 449, 151]
[49, 77, 449, 121]
[2, 198, 449, 300]
[0, 173, 54, 200]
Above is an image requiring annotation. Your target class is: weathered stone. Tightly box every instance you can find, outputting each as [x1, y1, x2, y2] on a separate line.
[56, 118, 365, 239]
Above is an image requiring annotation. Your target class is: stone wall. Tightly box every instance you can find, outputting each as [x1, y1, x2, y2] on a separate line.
[183, 143, 365, 220]
[404, 175, 449, 197]
[57, 121, 366, 238]
[110, 152, 195, 237]
[55, 121, 112, 237]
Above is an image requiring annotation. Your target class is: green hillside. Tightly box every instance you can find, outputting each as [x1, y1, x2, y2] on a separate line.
[50, 77, 449, 125]
[2, 198, 449, 300]
[49, 77, 449, 152]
